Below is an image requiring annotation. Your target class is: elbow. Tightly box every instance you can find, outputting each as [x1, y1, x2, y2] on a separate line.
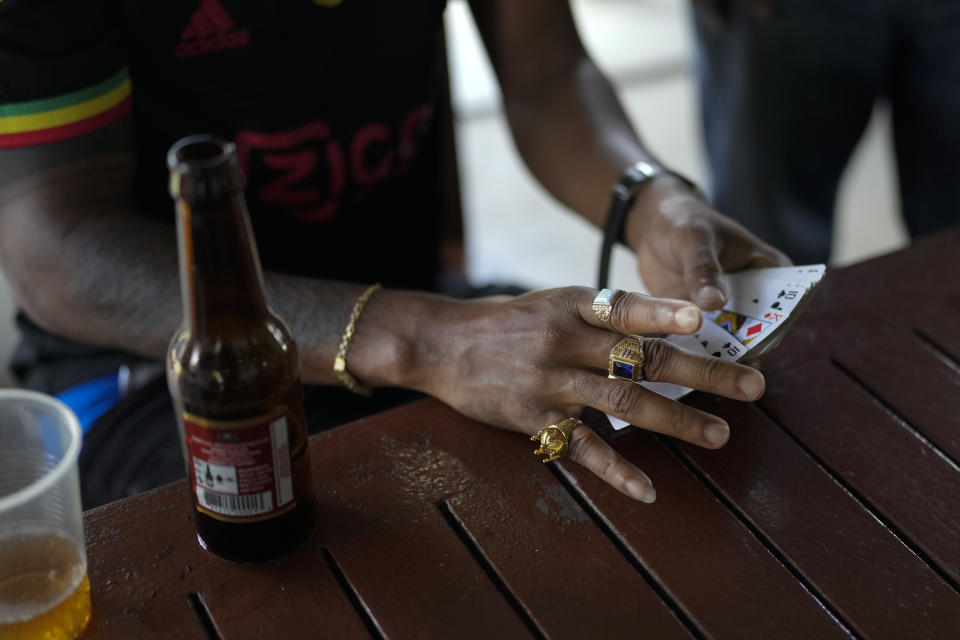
[0, 210, 85, 338]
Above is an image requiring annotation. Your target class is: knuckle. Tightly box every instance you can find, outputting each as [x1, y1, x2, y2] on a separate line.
[642, 338, 674, 381]
[685, 257, 721, 282]
[572, 373, 599, 403]
[594, 456, 616, 483]
[608, 292, 633, 331]
[640, 296, 668, 330]
[698, 354, 726, 389]
[680, 216, 714, 239]
[536, 320, 571, 354]
[605, 380, 639, 417]
[567, 428, 592, 463]
[690, 259, 721, 278]
[521, 363, 556, 396]
[665, 404, 695, 440]
[559, 286, 590, 318]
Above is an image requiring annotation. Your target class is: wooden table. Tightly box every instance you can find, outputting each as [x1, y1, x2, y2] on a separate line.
[81, 230, 960, 639]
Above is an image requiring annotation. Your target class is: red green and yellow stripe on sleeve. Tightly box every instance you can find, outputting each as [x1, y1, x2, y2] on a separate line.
[0, 67, 132, 148]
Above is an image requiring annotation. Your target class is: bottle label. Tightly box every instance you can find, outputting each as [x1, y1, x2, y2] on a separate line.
[183, 408, 296, 522]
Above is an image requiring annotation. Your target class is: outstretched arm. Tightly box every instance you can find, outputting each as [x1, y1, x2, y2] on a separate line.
[0, 119, 345, 381]
[469, 0, 788, 307]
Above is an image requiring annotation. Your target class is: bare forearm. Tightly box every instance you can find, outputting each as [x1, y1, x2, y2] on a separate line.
[505, 57, 660, 228]
[43, 215, 183, 358]
[469, 0, 665, 230]
[0, 157, 178, 357]
[264, 275, 434, 389]
[1, 176, 429, 388]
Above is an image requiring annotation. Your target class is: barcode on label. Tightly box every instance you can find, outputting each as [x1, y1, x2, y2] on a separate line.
[198, 487, 273, 517]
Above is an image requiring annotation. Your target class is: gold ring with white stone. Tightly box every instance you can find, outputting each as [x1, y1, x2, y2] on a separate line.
[592, 288, 624, 324]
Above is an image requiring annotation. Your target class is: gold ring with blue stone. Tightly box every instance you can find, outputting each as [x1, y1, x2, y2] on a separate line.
[608, 336, 645, 382]
[592, 288, 625, 324]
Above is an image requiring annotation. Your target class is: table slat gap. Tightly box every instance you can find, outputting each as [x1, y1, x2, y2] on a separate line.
[185, 591, 221, 640]
[435, 500, 547, 640]
[913, 328, 960, 378]
[545, 463, 706, 640]
[657, 436, 860, 639]
[752, 401, 960, 596]
[320, 546, 385, 640]
[828, 357, 960, 474]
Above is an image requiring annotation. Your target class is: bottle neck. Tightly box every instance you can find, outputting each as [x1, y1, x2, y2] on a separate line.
[169, 136, 271, 335]
[175, 188, 269, 334]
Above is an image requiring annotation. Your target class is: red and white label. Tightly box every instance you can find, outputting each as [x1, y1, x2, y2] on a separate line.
[184, 411, 295, 522]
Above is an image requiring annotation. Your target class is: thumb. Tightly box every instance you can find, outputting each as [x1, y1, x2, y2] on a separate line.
[679, 228, 727, 310]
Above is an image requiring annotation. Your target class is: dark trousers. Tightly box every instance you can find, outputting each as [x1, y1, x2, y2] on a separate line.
[693, 0, 960, 264]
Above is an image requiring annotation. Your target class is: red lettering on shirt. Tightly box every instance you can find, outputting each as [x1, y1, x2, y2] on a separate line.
[260, 150, 319, 205]
[236, 121, 345, 221]
[351, 123, 393, 187]
[233, 103, 431, 223]
[395, 104, 433, 175]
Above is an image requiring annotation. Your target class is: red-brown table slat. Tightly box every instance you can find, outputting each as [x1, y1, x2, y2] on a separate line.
[81, 484, 229, 639]
[82, 483, 372, 639]
[307, 401, 534, 538]
[557, 432, 849, 640]
[916, 307, 960, 366]
[197, 544, 371, 639]
[762, 231, 960, 376]
[681, 392, 960, 640]
[759, 359, 960, 585]
[328, 504, 532, 639]
[832, 328, 960, 462]
[446, 464, 691, 639]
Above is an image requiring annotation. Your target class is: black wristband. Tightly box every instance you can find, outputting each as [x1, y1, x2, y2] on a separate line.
[596, 162, 702, 290]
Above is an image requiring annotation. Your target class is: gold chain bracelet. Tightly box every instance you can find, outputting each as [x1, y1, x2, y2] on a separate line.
[333, 283, 382, 397]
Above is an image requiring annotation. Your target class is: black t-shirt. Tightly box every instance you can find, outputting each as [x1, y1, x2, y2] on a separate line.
[1, 0, 448, 289]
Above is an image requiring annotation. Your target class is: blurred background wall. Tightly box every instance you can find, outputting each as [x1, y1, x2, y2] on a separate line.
[0, 0, 907, 388]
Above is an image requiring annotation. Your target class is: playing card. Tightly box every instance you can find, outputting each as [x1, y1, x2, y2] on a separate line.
[705, 309, 772, 346]
[708, 280, 810, 357]
[724, 264, 825, 292]
[724, 269, 820, 318]
[664, 331, 710, 356]
[694, 315, 749, 361]
[607, 265, 825, 430]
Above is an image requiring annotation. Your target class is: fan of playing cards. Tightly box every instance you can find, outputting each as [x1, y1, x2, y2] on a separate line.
[608, 264, 826, 431]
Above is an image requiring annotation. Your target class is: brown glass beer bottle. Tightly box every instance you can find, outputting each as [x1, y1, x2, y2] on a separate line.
[166, 134, 315, 562]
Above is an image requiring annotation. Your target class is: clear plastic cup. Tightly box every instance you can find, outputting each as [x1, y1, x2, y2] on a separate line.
[0, 389, 91, 639]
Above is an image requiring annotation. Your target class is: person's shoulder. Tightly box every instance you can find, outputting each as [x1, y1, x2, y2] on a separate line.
[0, 0, 130, 160]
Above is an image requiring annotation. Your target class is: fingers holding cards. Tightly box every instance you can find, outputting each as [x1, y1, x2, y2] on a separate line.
[640, 338, 764, 401]
[605, 264, 825, 431]
[603, 334, 763, 430]
[576, 373, 731, 448]
[607, 313, 750, 430]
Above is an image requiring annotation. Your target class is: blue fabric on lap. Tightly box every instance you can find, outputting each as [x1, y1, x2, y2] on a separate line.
[56, 373, 120, 434]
